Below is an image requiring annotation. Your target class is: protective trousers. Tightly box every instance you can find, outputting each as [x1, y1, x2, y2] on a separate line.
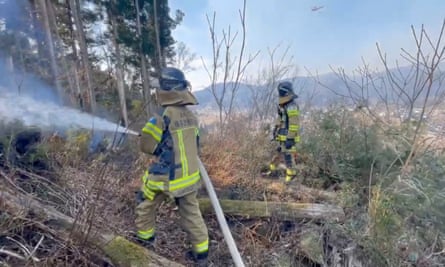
[268, 143, 298, 182]
[135, 190, 209, 254]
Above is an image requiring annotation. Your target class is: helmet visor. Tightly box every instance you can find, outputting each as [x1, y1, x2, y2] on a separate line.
[160, 79, 188, 91]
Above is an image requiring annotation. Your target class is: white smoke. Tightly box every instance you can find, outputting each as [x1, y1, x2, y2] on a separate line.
[0, 89, 138, 136]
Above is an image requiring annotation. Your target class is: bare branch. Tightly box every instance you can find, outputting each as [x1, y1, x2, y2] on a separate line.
[203, 0, 260, 133]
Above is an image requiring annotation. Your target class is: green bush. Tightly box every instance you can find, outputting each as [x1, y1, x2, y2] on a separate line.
[301, 105, 445, 266]
[301, 107, 400, 185]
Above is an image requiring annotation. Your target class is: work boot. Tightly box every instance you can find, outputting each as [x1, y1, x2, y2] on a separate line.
[261, 170, 280, 178]
[186, 251, 209, 267]
[285, 175, 296, 183]
[285, 168, 297, 183]
[261, 164, 280, 178]
[134, 234, 155, 248]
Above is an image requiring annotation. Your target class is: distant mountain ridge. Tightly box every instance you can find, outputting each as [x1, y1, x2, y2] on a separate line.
[192, 66, 444, 111]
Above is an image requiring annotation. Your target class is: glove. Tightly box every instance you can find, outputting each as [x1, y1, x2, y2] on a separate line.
[285, 138, 295, 149]
[277, 105, 283, 117]
[271, 126, 278, 141]
[135, 190, 145, 204]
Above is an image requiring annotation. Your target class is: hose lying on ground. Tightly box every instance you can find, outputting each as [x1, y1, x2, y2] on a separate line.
[198, 158, 245, 267]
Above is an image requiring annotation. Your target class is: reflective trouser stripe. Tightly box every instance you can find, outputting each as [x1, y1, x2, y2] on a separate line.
[277, 135, 287, 141]
[278, 136, 300, 143]
[194, 239, 209, 253]
[137, 228, 154, 240]
[288, 110, 299, 116]
[289, 125, 299, 131]
[287, 146, 297, 152]
[286, 169, 296, 175]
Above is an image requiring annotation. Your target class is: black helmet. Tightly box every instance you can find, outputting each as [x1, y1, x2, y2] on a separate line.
[159, 67, 188, 91]
[277, 81, 294, 97]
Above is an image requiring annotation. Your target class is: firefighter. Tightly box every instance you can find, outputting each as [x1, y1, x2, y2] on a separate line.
[262, 81, 300, 182]
[135, 67, 209, 265]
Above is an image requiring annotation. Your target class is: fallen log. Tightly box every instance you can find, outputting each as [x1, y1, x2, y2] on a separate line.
[0, 178, 183, 267]
[264, 180, 338, 202]
[198, 198, 345, 222]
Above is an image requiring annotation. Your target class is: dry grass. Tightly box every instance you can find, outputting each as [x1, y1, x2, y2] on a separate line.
[5, 106, 444, 266]
[0, 113, 356, 267]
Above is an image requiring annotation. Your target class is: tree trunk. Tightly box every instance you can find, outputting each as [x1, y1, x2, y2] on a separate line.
[109, 4, 128, 127]
[14, 34, 26, 73]
[134, 0, 155, 115]
[5, 54, 15, 90]
[46, 0, 76, 105]
[72, 65, 84, 110]
[37, 0, 64, 102]
[70, 0, 96, 113]
[29, 0, 46, 75]
[65, 0, 83, 109]
[153, 0, 163, 72]
[198, 198, 345, 222]
[0, 178, 184, 267]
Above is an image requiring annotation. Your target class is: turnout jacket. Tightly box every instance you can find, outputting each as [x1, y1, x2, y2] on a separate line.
[274, 100, 300, 144]
[140, 106, 201, 199]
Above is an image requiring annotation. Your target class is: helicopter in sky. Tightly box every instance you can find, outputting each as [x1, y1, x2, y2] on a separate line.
[311, 5, 324, 12]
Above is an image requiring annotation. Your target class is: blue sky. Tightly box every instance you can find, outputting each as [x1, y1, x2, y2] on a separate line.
[169, 0, 445, 90]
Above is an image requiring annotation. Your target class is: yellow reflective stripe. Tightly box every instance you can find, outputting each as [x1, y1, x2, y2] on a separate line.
[142, 170, 149, 183]
[277, 135, 287, 141]
[147, 180, 164, 190]
[142, 128, 161, 142]
[194, 239, 209, 253]
[269, 164, 276, 171]
[289, 125, 299, 131]
[142, 123, 162, 142]
[137, 228, 154, 239]
[144, 122, 162, 135]
[286, 169, 297, 175]
[294, 136, 300, 143]
[287, 110, 299, 116]
[142, 187, 155, 200]
[144, 172, 200, 192]
[177, 130, 188, 177]
[142, 171, 160, 197]
[169, 171, 200, 191]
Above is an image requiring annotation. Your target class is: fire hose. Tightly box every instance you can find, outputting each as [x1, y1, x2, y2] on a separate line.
[198, 158, 246, 267]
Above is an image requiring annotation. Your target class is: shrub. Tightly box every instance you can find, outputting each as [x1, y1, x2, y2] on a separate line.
[200, 113, 272, 200]
[302, 105, 445, 266]
[300, 106, 403, 187]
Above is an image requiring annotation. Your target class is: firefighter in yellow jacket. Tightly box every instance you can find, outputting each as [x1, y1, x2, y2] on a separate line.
[263, 81, 300, 182]
[135, 67, 209, 265]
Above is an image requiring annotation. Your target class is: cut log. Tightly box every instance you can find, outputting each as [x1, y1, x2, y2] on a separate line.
[0, 178, 183, 267]
[198, 198, 345, 222]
